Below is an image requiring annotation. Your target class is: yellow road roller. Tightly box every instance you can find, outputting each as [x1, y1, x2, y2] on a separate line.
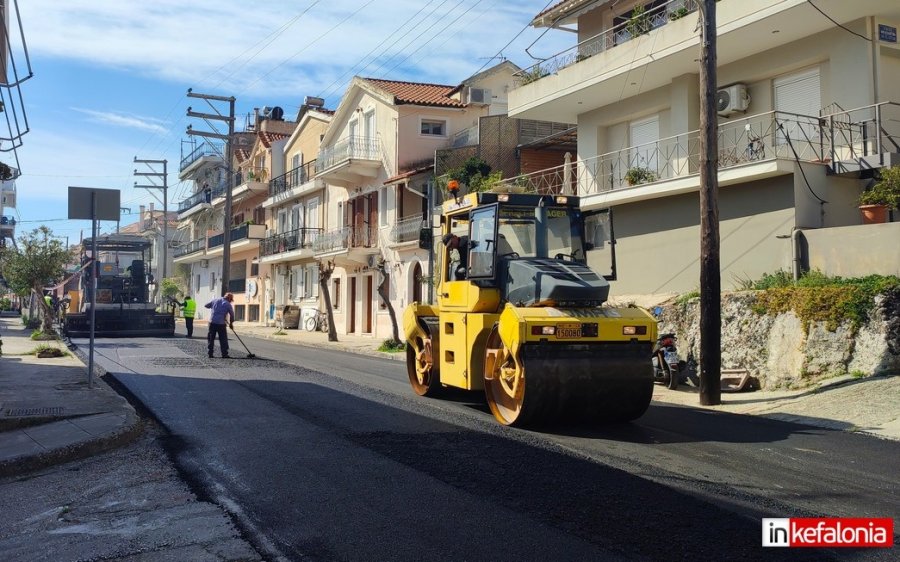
[403, 192, 657, 426]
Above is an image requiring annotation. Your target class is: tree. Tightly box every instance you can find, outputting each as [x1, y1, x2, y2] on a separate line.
[0, 227, 74, 333]
[318, 260, 338, 342]
[376, 259, 400, 343]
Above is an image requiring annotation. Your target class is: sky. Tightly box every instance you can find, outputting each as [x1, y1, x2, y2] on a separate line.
[5, 0, 573, 245]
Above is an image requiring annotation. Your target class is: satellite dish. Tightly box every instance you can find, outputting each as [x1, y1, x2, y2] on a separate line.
[716, 90, 731, 113]
[271, 106, 284, 120]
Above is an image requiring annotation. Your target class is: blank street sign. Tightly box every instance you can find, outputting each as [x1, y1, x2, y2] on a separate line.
[68, 186, 121, 221]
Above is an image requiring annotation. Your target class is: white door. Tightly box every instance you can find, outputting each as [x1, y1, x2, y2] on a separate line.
[291, 204, 303, 232]
[626, 116, 659, 185]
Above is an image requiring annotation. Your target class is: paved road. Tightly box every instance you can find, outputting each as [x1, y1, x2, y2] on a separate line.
[81, 335, 899, 561]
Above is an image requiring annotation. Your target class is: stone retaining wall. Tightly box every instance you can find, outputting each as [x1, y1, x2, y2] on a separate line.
[656, 290, 900, 389]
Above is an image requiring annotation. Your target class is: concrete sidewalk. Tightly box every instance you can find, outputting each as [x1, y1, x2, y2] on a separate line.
[0, 313, 897, 480]
[0, 312, 141, 477]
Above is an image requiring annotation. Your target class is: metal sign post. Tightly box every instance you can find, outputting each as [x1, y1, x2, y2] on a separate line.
[68, 186, 121, 388]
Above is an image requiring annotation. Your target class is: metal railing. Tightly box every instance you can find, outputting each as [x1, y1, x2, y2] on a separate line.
[173, 238, 205, 258]
[388, 215, 425, 244]
[514, 0, 699, 89]
[178, 189, 212, 213]
[180, 142, 223, 171]
[259, 227, 322, 257]
[269, 160, 317, 197]
[208, 223, 252, 249]
[822, 101, 900, 170]
[0, 215, 17, 226]
[312, 224, 377, 254]
[235, 166, 268, 186]
[492, 111, 827, 195]
[315, 136, 381, 173]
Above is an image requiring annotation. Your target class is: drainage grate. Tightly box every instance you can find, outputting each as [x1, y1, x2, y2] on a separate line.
[4, 407, 66, 417]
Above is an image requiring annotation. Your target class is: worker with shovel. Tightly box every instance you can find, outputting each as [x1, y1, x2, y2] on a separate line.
[205, 292, 234, 358]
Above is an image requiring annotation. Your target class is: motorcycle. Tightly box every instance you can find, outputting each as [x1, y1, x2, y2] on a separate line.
[652, 332, 683, 390]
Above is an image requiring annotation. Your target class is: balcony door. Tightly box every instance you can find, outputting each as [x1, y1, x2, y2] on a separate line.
[775, 67, 821, 147]
[621, 115, 659, 187]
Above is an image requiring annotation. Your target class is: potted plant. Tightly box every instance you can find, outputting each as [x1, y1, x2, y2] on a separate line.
[624, 166, 658, 186]
[859, 166, 900, 224]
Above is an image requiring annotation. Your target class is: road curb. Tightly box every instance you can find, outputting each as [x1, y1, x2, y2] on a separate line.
[0, 411, 144, 479]
[238, 330, 406, 362]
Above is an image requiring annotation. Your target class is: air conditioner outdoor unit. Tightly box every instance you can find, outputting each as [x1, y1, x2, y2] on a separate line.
[716, 84, 750, 117]
[200, 259, 209, 268]
[467, 87, 491, 105]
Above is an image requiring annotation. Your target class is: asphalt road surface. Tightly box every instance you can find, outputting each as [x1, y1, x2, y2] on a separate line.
[79, 334, 899, 561]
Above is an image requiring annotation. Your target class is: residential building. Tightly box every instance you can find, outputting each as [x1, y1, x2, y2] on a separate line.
[313, 63, 520, 339]
[173, 107, 296, 321]
[0, 165, 16, 249]
[260, 100, 333, 327]
[507, 0, 900, 293]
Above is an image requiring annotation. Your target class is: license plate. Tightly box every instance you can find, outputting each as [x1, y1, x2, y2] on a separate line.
[664, 351, 679, 365]
[556, 323, 581, 339]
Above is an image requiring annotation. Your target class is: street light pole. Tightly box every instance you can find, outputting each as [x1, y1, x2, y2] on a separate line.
[186, 90, 236, 297]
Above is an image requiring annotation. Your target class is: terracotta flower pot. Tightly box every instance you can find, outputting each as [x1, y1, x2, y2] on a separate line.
[859, 204, 888, 224]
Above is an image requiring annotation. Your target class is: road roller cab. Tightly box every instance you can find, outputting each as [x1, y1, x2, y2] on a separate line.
[403, 192, 657, 426]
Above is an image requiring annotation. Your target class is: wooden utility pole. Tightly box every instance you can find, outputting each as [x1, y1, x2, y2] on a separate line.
[698, 0, 721, 405]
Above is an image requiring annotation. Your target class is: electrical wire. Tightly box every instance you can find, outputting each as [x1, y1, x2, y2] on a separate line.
[806, 0, 870, 42]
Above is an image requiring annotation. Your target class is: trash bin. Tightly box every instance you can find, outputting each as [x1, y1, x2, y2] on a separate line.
[281, 305, 301, 329]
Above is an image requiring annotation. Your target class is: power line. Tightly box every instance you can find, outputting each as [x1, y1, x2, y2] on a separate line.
[470, 0, 556, 77]
[806, 0, 870, 42]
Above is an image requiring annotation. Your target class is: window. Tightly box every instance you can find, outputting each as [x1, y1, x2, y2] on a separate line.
[210, 272, 216, 290]
[291, 203, 303, 231]
[379, 188, 388, 227]
[364, 110, 375, 139]
[306, 198, 319, 230]
[248, 305, 259, 322]
[333, 278, 341, 310]
[629, 115, 659, 171]
[250, 262, 259, 276]
[421, 119, 446, 136]
[195, 274, 200, 293]
[277, 209, 288, 233]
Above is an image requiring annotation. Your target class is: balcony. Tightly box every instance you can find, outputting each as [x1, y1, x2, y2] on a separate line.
[177, 189, 212, 218]
[206, 223, 267, 256]
[0, 215, 16, 234]
[173, 238, 206, 259]
[263, 160, 322, 208]
[510, 0, 900, 123]
[492, 110, 832, 205]
[312, 225, 377, 261]
[180, 142, 223, 175]
[259, 227, 322, 261]
[230, 166, 269, 201]
[315, 136, 382, 186]
[388, 215, 425, 246]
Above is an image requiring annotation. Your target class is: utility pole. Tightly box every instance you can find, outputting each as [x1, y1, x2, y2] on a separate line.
[698, 0, 721, 405]
[186, 89, 236, 297]
[134, 158, 169, 284]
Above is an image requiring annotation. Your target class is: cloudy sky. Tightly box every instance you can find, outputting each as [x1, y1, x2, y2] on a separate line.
[8, 0, 571, 242]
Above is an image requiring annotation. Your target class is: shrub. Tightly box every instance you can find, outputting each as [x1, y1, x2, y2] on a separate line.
[859, 166, 900, 208]
[749, 272, 900, 334]
[624, 166, 658, 186]
[378, 339, 406, 353]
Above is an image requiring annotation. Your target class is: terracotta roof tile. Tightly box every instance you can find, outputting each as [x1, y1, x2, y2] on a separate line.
[260, 131, 290, 148]
[362, 78, 466, 108]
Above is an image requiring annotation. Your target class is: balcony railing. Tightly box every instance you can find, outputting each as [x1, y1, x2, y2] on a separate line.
[180, 142, 223, 171]
[822, 101, 900, 170]
[259, 227, 322, 257]
[315, 136, 381, 173]
[312, 225, 377, 254]
[389, 215, 425, 244]
[208, 223, 255, 249]
[269, 160, 317, 197]
[514, 0, 699, 89]
[235, 166, 268, 186]
[178, 189, 212, 213]
[173, 238, 205, 258]
[492, 111, 828, 195]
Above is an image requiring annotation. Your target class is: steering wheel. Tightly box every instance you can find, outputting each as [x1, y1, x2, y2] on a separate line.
[499, 252, 519, 259]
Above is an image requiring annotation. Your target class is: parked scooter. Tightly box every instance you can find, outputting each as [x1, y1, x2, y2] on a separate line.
[652, 332, 683, 390]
